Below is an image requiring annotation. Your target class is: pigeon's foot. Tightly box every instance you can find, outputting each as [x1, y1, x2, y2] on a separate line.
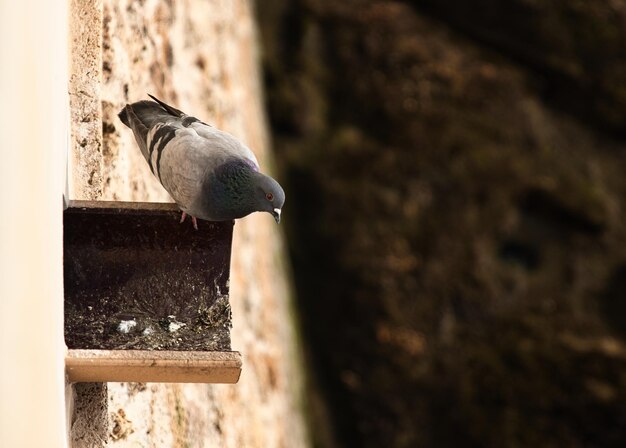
[179, 211, 199, 230]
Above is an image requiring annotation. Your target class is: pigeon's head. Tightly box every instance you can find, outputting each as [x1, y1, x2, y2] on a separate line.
[254, 174, 285, 223]
[203, 160, 286, 222]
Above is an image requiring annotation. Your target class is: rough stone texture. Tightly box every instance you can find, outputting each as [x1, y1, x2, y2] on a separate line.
[69, 383, 109, 448]
[69, 0, 103, 200]
[68, 0, 308, 446]
[258, 1, 626, 447]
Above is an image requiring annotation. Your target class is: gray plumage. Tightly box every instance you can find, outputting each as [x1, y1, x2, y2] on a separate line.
[118, 95, 285, 224]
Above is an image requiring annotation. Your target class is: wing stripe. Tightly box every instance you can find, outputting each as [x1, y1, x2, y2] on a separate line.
[155, 128, 177, 182]
[147, 125, 176, 179]
[148, 135, 162, 174]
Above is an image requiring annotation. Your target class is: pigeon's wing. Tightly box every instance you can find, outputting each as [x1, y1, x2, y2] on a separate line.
[187, 121, 260, 170]
[119, 99, 183, 166]
[154, 130, 211, 211]
[119, 99, 201, 207]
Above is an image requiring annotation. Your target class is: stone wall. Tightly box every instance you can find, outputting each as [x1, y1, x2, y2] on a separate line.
[68, 0, 308, 446]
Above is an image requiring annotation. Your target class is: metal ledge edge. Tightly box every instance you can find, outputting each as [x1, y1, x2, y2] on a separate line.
[66, 349, 242, 384]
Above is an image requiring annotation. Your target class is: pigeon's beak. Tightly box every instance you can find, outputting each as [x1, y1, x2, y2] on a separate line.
[272, 208, 282, 224]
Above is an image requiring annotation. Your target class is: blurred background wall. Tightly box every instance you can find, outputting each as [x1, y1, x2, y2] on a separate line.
[257, 1, 626, 447]
[68, 0, 308, 446]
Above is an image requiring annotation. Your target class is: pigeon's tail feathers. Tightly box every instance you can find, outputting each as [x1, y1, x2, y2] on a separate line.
[119, 100, 176, 129]
[118, 106, 131, 127]
[148, 94, 185, 118]
[118, 103, 153, 160]
[119, 104, 148, 133]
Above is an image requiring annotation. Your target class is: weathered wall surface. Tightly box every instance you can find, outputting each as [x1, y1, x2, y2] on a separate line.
[69, 0, 308, 446]
[69, 0, 103, 200]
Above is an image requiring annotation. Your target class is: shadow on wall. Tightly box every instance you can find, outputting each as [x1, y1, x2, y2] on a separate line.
[257, 1, 626, 447]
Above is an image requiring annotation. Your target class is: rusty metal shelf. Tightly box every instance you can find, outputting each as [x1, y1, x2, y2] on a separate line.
[64, 200, 240, 383]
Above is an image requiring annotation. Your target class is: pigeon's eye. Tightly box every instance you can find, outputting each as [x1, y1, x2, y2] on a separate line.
[266, 192, 274, 201]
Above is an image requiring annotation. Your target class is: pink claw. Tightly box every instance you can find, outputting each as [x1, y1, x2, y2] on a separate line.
[179, 211, 199, 230]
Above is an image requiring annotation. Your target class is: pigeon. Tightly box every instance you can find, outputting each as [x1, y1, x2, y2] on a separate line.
[118, 95, 285, 229]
